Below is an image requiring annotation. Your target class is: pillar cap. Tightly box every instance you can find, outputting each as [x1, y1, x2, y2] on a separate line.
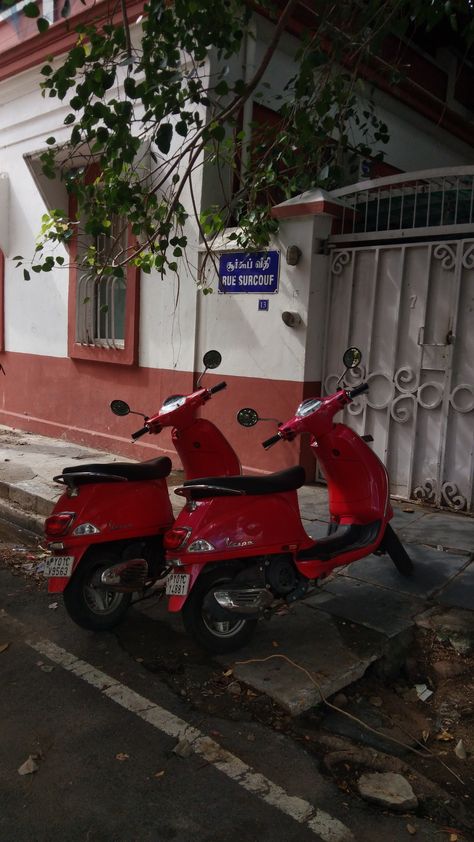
[271, 188, 347, 220]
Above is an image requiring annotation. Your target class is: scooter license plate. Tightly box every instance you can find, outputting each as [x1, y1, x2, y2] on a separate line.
[165, 573, 190, 596]
[44, 556, 75, 578]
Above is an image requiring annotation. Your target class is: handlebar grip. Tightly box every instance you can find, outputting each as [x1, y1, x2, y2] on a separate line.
[262, 433, 282, 450]
[209, 381, 227, 395]
[131, 425, 149, 440]
[348, 383, 369, 399]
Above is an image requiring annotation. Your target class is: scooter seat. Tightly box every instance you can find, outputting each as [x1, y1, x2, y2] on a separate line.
[297, 520, 381, 561]
[183, 465, 306, 498]
[57, 457, 172, 485]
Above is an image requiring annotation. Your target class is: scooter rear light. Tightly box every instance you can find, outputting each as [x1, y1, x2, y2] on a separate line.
[45, 512, 76, 537]
[164, 527, 191, 550]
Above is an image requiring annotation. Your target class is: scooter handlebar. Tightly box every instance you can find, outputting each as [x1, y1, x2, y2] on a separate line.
[347, 383, 369, 399]
[131, 425, 150, 440]
[209, 381, 227, 395]
[262, 433, 282, 449]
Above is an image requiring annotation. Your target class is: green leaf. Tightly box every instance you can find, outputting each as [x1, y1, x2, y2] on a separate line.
[155, 123, 173, 154]
[175, 120, 188, 137]
[23, 2, 40, 17]
[23, 269, 31, 281]
[45, 136, 56, 146]
[36, 17, 50, 33]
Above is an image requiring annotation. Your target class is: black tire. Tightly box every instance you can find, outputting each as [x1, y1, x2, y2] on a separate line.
[63, 549, 132, 631]
[182, 567, 258, 654]
[379, 524, 414, 576]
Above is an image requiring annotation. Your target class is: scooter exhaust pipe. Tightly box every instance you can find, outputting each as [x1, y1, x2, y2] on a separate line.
[100, 559, 148, 592]
[213, 587, 274, 616]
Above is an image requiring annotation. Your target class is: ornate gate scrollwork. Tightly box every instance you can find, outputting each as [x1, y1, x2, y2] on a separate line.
[414, 478, 468, 511]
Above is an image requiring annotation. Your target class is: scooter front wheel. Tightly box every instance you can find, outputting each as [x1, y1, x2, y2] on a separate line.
[63, 550, 132, 631]
[182, 567, 257, 654]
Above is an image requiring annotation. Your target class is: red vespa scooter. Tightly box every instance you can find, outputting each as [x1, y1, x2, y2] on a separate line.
[164, 348, 413, 653]
[44, 351, 240, 631]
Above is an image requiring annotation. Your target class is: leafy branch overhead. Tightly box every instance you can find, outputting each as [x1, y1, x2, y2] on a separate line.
[15, 0, 474, 282]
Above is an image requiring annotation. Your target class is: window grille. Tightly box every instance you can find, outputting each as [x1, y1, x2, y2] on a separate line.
[330, 166, 474, 241]
[76, 215, 128, 349]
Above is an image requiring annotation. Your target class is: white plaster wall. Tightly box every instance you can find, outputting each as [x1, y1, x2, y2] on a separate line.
[0, 68, 71, 357]
[0, 19, 471, 374]
[195, 217, 317, 382]
[0, 55, 200, 370]
[366, 88, 474, 171]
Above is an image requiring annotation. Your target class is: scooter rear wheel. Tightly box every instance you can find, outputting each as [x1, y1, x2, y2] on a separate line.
[63, 550, 132, 631]
[182, 567, 257, 654]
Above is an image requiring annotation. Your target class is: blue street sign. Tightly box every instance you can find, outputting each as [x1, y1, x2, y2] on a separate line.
[218, 251, 279, 293]
[258, 299, 269, 311]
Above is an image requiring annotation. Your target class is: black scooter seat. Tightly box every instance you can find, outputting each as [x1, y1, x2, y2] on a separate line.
[182, 465, 306, 498]
[55, 457, 172, 486]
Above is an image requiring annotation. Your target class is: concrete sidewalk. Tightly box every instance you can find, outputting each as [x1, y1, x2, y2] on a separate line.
[0, 423, 473, 714]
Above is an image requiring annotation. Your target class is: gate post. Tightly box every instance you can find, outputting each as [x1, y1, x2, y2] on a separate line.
[271, 189, 346, 478]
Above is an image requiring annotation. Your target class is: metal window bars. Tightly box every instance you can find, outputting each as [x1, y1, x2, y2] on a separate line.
[76, 215, 127, 348]
[330, 166, 474, 241]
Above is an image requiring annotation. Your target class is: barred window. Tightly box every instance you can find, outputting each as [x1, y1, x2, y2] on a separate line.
[76, 216, 128, 348]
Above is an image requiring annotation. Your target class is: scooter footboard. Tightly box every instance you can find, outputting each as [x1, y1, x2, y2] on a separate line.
[297, 520, 382, 562]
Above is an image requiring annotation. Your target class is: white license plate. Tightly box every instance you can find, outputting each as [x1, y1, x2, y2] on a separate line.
[44, 556, 75, 578]
[165, 573, 190, 596]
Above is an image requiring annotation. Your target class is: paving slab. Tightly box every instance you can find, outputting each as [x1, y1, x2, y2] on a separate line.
[305, 578, 423, 637]
[397, 511, 474, 554]
[296, 484, 330, 521]
[229, 602, 388, 715]
[389, 507, 428, 530]
[302, 520, 330, 540]
[337, 546, 471, 599]
[435, 561, 474, 610]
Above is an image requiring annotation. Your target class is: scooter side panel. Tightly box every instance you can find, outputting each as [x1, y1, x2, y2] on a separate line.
[46, 478, 174, 592]
[169, 490, 310, 567]
[50, 478, 174, 540]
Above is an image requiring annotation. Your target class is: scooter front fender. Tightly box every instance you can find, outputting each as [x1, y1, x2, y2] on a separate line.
[167, 563, 202, 612]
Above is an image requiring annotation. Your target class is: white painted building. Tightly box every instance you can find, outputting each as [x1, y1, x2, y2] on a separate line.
[0, 1, 473, 509]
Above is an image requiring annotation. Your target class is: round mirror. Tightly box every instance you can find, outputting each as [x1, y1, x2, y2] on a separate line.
[343, 347, 362, 369]
[237, 407, 259, 428]
[110, 399, 130, 417]
[202, 350, 222, 370]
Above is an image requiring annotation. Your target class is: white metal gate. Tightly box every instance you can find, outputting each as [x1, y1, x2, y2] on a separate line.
[322, 236, 474, 513]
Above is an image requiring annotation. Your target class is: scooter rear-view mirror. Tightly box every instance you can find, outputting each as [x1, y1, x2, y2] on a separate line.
[197, 350, 222, 387]
[202, 350, 222, 370]
[237, 407, 259, 427]
[110, 399, 147, 419]
[110, 399, 130, 417]
[342, 346, 362, 369]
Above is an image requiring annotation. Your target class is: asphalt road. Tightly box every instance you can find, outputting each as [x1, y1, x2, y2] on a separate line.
[0, 519, 459, 842]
